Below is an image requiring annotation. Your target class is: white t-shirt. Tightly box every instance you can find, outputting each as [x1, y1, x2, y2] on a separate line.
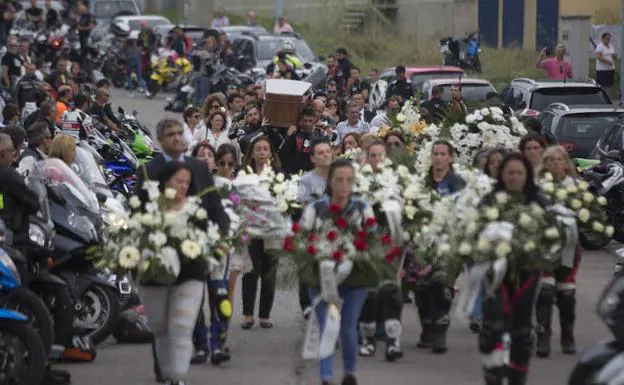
[596, 43, 616, 71]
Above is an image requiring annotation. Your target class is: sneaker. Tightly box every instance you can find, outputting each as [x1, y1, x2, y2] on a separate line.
[210, 348, 231, 365]
[190, 349, 208, 364]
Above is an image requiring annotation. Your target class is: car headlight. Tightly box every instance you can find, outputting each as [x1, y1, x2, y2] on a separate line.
[29, 223, 46, 247]
[0, 251, 20, 285]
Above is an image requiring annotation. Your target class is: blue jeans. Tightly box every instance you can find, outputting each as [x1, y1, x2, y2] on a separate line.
[308, 287, 367, 382]
[193, 76, 211, 107]
[127, 58, 147, 91]
[472, 285, 484, 319]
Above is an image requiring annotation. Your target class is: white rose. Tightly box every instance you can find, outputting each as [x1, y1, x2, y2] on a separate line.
[195, 208, 208, 220]
[277, 200, 289, 213]
[396, 113, 407, 122]
[458, 242, 472, 255]
[361, 164, 373, 174]
[129, 196, 141, 209]
[480, 108, 490, 116]
[523, 241, 536, 252]
[597, 196, 607, 206]
[518, 213, 533, 228]
[118, 246, 140, 268]
[494, 192, 508, 204]
[570, 199, 583, 210]
[495, 241, 511, 258]
[545, 227, 559, 239]
[485, 207, 499, 220]
[592, 221, 605, 233]
[466, 222, 478, 234]
[555, 189, 568, 202]
[164, 187, 177, 200]
[437, 243, 451, 256]
[477, 239, 490, 251]
[465, 114, 476, 124]
[276, 173, 286, 183]
[404, 205, 417, 220]
[566, 184, 578, 194]
[582, 192, 594, 203]
[543, 172, 554, 181]
[148, 231, 168, 247]
[396, 165, 410, 179]
[606, 225, 615, 237]
[578, 181, 590, 191]
[164, 212, 177, 225]
[542, 182, 555, 194]
[578, 208, 590, 223]
[181, 239, 202, 259]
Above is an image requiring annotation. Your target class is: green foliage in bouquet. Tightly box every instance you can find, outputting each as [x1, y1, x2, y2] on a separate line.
[539, 175, 614, 244]
[282, 207, 399, 288]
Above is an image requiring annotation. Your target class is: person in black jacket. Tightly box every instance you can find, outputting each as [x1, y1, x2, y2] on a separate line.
[134, 119, 229, 384]
[283, 107, 326, 174]
[420, 85, 447, 124]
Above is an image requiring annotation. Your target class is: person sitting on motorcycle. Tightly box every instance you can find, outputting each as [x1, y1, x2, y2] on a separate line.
[169, 26, 192, 58]
[270, 40, 303, 71]
[88, 88, 121, 132]
[269, 59, 299, 80]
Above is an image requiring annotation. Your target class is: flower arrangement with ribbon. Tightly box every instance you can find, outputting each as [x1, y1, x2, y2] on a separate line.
[97, 181, 225, 285]
[442, 191, 569, 279]
[539, 174, 614, 245]
[413, 106, 528, 171]
[237, 165, 301, 216]
[283, 206, 399, 289]
[377, 97, 428, 143]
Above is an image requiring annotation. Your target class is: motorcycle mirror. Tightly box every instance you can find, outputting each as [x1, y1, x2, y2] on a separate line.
[118, 106, 125, 115]
[304, 63, 312, 69]
[605, 150, 621, 161]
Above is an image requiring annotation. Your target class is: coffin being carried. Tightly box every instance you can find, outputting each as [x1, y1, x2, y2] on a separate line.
[264, 79, 312, 128]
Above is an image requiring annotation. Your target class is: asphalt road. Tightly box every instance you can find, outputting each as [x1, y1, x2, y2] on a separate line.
[55, 90, 621, 385]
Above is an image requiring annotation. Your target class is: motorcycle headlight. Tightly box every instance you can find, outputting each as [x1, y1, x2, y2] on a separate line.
[0, 251, 20, 285]
[29, 223, 46, 247]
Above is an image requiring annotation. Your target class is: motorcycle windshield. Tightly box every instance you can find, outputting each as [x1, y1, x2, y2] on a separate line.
[112, 134, 140, 168]
[24, 172, 52, 225]
[30, 158, 100, 215]
[73, 145, 107, 188]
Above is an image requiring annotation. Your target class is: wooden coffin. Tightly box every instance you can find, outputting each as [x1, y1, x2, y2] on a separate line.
[264, 79, 312, 128]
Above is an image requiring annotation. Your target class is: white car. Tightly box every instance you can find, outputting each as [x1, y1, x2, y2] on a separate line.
[111, 15, 171, 35]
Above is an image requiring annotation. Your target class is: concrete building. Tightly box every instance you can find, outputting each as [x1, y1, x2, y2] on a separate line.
[478, 0, 620, 50]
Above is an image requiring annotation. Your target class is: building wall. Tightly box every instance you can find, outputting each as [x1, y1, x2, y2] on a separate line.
[560, 0, 619, 21]
[396, 0, 477, 39]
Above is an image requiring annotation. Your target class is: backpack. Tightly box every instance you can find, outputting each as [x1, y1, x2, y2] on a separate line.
[16, 79, 38, 110]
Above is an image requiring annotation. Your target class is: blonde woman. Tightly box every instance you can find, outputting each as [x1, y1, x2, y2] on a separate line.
[48, 134, 76, 165]
[535, 145, 580, 358]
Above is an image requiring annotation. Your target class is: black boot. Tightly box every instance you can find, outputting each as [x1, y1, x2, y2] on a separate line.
[416, 322, 432, 348]
[507, 367, 528, 385]
[557, 289, 576, 355]
[482, 366, 506, 385]
[535, 284, 555, 358]
[430, 322, 448, 354]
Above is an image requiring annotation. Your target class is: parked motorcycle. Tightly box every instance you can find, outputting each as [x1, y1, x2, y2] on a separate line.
[0, 222, 47, 385]
[35, 158, 120, 346]
[147, 50, 192, 98]
[440, 32, 482, 73]
[568, 248, 624, 384]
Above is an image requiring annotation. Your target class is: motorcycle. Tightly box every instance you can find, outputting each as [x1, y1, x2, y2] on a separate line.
[147, 50, 193, 98]
[116, 107, 157, 162]
[34, 158, 120, 346]
[568, 248, 624, 385]
[440, 32, 482, 73]
[579, 158, 624, 244]
[0, 222, 47, 385]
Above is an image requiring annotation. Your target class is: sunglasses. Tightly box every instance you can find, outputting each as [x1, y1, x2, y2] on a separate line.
[211, 104, 221, 109]
[218, 160, 235, 167]
[192, 114, 200, 119]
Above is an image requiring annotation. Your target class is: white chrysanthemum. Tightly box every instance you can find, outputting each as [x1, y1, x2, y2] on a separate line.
[566, 184, 578, 194]
[118, 246, 140, 268]
[518, 212, 533, 228]
[129, 196, 141, 209]
[543, 173, 554, 181]
[495, 241, 511, 258]
[523, 241, 536, 252]
[597, 196, 608, 206]
[164, 212, 177, 225]
[578, 208, 590, 223]
[494, 192, 508, 204]
[404, 205, 417, 220]
[458, 242, 472, 255]
[541, 182, 554, 194]
[592, 222, 605, 233]
[164, 187, 177, 200]
[545, 227, 560, 239]
[437, 243, 451, 256]
[583, 192, 594, 203]
[144, 181, 160, 201]
[195, 208, 208, 220]
[555, 189, 568, 201]
[477, 239, 490, 251]
[396, 113, 407, 122]
[181, 240, 202, 259]
[578, 181, 590, 191]
[570, 199, 583, 210]
[148, 231, 167, 247]
[606, 226, 615, 237]
[485, 207, 499, 220]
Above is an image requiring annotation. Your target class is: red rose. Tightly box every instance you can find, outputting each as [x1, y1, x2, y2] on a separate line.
[365, 217, 377, 227]
[381, 233, 393, 246]
[335, 217, 348, 229]
[329, 204, 342, 215]
[385, 252, 395, 263]
[308, 233, 319, 242]
[391, 247, 402, 258]
[326, 230, 338, 242]
[332, 250, 343, 261]
[307, 245, 317, 255]
[357, 230, 367, 240]
[292, 223, 302, 233]
[283, 237, 295, 252]
[354, 238, 367, 251]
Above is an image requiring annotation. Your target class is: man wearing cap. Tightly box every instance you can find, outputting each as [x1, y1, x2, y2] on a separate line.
[386, 66, 413, 104]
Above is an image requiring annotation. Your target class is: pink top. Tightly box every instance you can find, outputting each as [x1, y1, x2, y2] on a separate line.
[274, 23, 294, 34]
[539, 58, 574, 80]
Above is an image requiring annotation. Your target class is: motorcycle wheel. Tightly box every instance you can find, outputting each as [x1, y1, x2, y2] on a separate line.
[579, 228, 611, 250]
[77, 285, 120, 345]
[0, 287, 54, 355]
[147, 79, 159, 98]
[473, 56, 482, 73]
[31, 282, 74, 348]
[0, 320, 46, 385]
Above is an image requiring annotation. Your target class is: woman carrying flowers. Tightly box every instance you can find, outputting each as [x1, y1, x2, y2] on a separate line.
[413, 140, 465, 355]
[534, 145, 581, 358]
[355, 141, 405, 361]
[294, 159, 394, 385]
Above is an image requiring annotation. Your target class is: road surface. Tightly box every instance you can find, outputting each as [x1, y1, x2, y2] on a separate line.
[56, 89, 620, 385]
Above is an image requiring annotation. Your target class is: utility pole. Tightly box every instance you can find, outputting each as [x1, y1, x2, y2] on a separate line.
[275, 0, 283, 24]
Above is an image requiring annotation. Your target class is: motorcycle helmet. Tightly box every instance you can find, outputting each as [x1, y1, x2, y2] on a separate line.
[60, 110, 92, 140]
[282, 40, 295, 52]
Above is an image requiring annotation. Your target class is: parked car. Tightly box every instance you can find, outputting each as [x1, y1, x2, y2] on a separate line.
[90, 0, 141, 22]
[591, 115, 624, 161]
[110, 15, 171, 35]
[538, 103, 624, 158]
[420, 78, 496, 102]
[501, 78, 612, 118]
[379, 65, 465, 93]
[153, 24, 209, 48]
[219, 25, 268, 38]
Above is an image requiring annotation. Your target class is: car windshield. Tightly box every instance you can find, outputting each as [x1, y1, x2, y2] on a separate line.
[437, 84, 495, 101]
[411, 72, 463, 89]
[257, 39, 316, 62]
[93, 1, 138, 19]
[128, 18, 169, 30]
[557, 113, 620, 139]
[531, 87, 611, 111]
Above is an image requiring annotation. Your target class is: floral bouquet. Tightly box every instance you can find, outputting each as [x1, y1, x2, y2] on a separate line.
[377, 97, 428, 143]
[238, 165, 301, 216]
[336, 147, 362, 161]
[443, 191, 568, 278]
[283, 207, 399, 288]
[539, 174, 614, 247]
[97, 181, 224, 285]
[413, 106, 528, 171]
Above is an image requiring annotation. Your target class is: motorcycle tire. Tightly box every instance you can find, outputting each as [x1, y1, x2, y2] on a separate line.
[147, 79, 159, 98]
[473, 56, 482, 73]
[579, 228, 611, 250]
[30, 282, 75, 348]
[0, 319, 47, 385]
[0, 287, 54, 355]
[79, 285, 120, 345]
